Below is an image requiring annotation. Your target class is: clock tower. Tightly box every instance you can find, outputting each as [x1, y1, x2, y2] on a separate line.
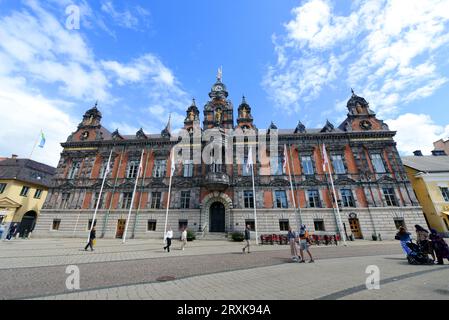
[339, 90, 390, 132]
[68, 102, 106, 142]
[203, 69, 234, 130]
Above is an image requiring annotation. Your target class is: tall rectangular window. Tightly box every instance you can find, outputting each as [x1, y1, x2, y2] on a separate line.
[279, 219, 289, 231]
[371, 154, 386, 173]
[383, 188, 398, 206]
[147, 220, 157, 231]
[121, 192, 133, 209]
[244, 190, 254, 208]
[150, 192, 162, 209]
[301, 156, 314, 175]
[0, 183, 6, 194]
[98, 161, 112, 179]
[92, 192, 104, 209]
[52, 219, 61, 231]
[394, 218, 406, 230]
[127, 161, 139, 179]
[314, 219, 325, 231]
[180, 191, 191, 209]
[242, 156, 251, 176]
[245, 219, 255, 231]
[440, 187, 449, 202]
[274, 190, 288, 208]
[34, 189, 43, 199]
[183, 160, 193, 177]
[20, 186, 30, 197]
[331, 155, 346, 174]
[270, 153, 284, 175]
[153, 160, 166, 178]
[341, 189, 355, 207]
[87, 219, 97, 230]
[179, 219, 188, 230]
[61, 193, 71, 209]
[68, 161, 81, 179]
[307, 190, 321, 208]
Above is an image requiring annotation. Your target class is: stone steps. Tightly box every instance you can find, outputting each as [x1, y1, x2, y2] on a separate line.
[199, 232, 228, 240]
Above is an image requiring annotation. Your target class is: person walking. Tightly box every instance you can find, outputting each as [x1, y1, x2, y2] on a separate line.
[6, 223, 17, 241]
[164, 227, 173, 252]
[395, 226, 413, 256]
[84, 226, 96, 251]
[298, 225, 314, 263]
[242, 225, 251, 254]
[429, 229, 449, 265]
[180, 227, 188, 251]
[415, 224, 435, 261]
[287, 226, 299, 262]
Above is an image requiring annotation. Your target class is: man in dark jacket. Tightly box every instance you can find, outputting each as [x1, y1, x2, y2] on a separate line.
[84, 227, 96, 251]
[6, 223, 17, 240]
[242, 225, 251, 254]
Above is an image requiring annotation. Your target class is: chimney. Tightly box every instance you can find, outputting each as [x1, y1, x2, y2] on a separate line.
[413, 150, 423, 156]
[431, 150, 446, 156]
[11, 154, 18, 159]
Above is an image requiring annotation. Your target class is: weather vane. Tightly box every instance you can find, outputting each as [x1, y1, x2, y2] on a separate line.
[217, 66, 223, 81]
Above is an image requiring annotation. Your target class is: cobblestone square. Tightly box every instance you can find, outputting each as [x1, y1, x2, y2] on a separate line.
[1, 238, 448, 300]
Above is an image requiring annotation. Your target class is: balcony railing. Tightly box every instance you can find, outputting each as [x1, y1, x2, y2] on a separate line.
[203, 171, 230, 191]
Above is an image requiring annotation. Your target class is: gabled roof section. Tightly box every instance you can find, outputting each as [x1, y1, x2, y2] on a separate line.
[0, 197, 21, 208]
[402, 156, 449, 173]
[0, 158, 55, 188]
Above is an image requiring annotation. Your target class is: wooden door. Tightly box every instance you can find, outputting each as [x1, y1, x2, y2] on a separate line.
[348, 218, 363, 239]
[209, 202, 225, 232]
[116, 219, 126, 239]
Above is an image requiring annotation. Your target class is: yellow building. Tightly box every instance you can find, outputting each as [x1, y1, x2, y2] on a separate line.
[0, 156, 55, 238]
[402, 154, 449, 235]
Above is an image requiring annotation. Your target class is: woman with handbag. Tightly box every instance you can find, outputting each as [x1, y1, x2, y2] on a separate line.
[84, 226, 96, 251]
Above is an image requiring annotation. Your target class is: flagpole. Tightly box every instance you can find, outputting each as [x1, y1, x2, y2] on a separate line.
[122, 148, 145, 244]
[29, 129, 42, 160]
[322, 144, 347, 246]
[87, 149, 113, 244]
[250, 154, 259, 245]
[163, 148, 175, 245]
[285, 144, 302, 229]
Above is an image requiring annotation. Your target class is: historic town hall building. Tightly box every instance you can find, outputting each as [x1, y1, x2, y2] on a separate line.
[34, 74, 426, 240]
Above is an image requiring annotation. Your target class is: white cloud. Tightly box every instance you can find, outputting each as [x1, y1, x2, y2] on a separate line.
[264, 0, 449, 118]
[0, 1, 190, 167]
[0, 77, 76, 167]
[0, 1, 110, 101]
[102, 54, 176, 87]
[285, 0, 359, 50]
[386, 113, 449, 155]
[101, 1, 150, 30]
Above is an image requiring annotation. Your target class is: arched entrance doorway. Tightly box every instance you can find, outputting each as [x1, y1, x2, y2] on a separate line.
[18, 211, 37, 237]
[209, 202, 225, 232]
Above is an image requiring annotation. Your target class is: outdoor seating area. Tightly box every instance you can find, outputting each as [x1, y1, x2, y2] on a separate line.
[260, 232, 341, 246]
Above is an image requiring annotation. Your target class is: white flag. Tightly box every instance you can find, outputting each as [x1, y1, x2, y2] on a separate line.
[246, 146, 253, 172]
[283, 144, 288, 173]
[322, 144, 329, 172]
[170, 149, 176, 176]
[138, 154, 144, 178]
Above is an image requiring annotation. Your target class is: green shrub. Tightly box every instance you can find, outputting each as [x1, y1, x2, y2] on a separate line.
[187, 229, 196, 241]
[231, 232, 244, 242]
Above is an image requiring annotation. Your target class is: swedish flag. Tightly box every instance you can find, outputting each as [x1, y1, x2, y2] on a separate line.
[38, 131, 46, 148]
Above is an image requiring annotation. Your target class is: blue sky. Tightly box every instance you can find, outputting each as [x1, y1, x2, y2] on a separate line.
[1, 0, 449, 166]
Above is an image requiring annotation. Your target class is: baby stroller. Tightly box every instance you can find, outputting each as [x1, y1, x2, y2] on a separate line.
[406, 241, 434, 265]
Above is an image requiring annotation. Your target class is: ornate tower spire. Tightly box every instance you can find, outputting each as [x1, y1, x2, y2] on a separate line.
[237, 95, 254, 129]
[161, 113, 172, 138]
[217, 66, 223, 82]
